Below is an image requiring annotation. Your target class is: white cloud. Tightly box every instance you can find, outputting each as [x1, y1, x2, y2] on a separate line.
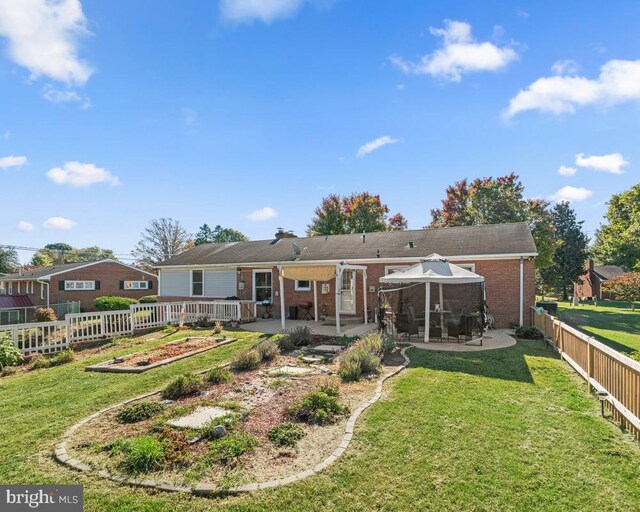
[17, 220, 35, 232]
[42, 85, 91, 108]
[390, 20, 518, 81]
[46, 161, 121, 187]
[220, 0, 304, 23]
[181, 107, 198, 135]
[356, 136, 399, 158]
[550, 186, 593, 202]
[0, 0, 93, 86]
[0, 155, 27, 169]
[575, 152, 628, 174]
[551, 59, 580, 76]
[246, 206, 278, 221]
[43, 216, 76, 230]
[557, 165, 577, 176]
[505, 59, 640, 117]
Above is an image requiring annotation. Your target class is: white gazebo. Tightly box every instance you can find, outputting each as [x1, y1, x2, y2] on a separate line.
[276, 262, 368, 334]
[379, 253, 485, 342]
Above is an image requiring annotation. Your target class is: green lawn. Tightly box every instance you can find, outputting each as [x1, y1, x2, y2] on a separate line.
[0, 331, 639, 511]
[556, 300, 640, 354]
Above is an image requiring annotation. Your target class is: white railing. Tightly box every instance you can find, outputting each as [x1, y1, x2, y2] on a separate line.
[0, 321, 68, 355]
[1, 300, 257, 355]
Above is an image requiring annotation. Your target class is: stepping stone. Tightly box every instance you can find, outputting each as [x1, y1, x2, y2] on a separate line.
[312, 345, 344, 354]
[301, 355, 324, 364]
[268, 365, 313, 376]
[166, 406, 231, 429]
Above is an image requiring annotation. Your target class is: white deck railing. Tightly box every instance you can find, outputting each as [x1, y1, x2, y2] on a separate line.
[0, 300, 256, 355]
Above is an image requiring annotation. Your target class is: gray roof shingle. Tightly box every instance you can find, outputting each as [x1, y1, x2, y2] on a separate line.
[593, 265, 624, 281]
[156, 222, 537, 267]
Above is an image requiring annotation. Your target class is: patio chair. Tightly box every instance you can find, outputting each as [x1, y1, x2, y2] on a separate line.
[395, 311, 419, 340]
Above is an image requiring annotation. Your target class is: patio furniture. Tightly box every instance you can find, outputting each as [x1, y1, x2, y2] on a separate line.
[298, 301, 313, 321]
[395, 312, 419, 339]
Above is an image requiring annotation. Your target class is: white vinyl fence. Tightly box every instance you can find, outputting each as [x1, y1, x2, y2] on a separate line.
[0, 300, 255, 356]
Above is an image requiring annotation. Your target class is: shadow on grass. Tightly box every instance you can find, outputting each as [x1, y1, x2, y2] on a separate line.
[407, 339, 558, 384]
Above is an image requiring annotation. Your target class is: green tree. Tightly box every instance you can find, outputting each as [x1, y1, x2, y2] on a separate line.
[194, 224, 248, 245]
[133, 218, 193, 269]
[603, 273, 640, 311]
[592, 183, 640, 271]
[429, 173, 555, 268]
[307, 193, 401, 236]
[31, 243, 115, 265]
[30, 252, 54, 267]
[539, 202, 590, 300]
[0, 247, 20, 274]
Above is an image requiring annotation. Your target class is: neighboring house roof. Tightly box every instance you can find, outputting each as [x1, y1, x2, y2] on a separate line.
[593, 265, 625, 281]
[0, 259, 157, 282]
[157, 222, 537, 268]
[0, 295, 34, 309]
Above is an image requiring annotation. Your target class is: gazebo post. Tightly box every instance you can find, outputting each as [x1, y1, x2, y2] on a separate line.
[313, 280, 318, 322]
[362, 270, 368, 325]
[438, 283, 444, 330]
[335, 264, 342, 335]
[278, 266, 286, 331]
[424, 281, 431, 342]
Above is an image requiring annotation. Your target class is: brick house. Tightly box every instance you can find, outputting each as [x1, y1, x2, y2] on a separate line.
[573, 259, 624, 300]
[155, 223, 537, 328]
[0, 259, 158, 313]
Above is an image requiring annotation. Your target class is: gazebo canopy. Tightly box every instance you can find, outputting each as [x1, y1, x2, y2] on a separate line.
[379, 254, 484, 285]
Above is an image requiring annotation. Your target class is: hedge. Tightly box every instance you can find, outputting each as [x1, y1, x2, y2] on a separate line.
[94, 296, 140, 311]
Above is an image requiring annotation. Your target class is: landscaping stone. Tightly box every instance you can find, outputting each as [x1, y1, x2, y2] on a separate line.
[312, 344, 344, 354]
[300, 355, 324, 363]
[268, 365, 313, 376]
[166, 406, 231, 429]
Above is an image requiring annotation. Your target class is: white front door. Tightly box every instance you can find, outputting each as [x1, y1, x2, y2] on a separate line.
[340, 270, 356, 314]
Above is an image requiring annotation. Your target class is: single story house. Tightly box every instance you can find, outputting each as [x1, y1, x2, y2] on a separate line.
[574, 260, 625, 300]
[0, 259, 158, 313]
[155, 223, 537, 328]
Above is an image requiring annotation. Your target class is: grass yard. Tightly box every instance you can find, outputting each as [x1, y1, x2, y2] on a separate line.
[556, 300, 640, 354]
[0, 331, 639, 511]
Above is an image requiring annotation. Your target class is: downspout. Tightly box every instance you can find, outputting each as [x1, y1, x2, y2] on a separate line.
[37, 279, 50, 307]
[519, 257, 524, 326]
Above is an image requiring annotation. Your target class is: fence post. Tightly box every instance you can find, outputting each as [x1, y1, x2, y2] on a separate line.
[65, 316, 72, 344]
[587, 338, 595, 390]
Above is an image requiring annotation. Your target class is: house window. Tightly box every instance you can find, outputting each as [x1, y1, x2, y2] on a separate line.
[192, 270, 203, 296]
[253, 270, 272, 302]
[65, 281, 96, 291]
[456, 263, 476, 273]
[124, 281, 149, 290]
[8, 283, 13, 295]
[295, 280, 311, 291]
[40, 283, 45, 300]
[385, 265, 409, 275]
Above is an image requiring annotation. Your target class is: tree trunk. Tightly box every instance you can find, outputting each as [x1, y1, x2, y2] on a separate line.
[562, 284, 568, 301]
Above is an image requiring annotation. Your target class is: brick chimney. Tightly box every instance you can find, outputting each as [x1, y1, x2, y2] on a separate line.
[275, 228, 297, 240]
[586, 258, 594, 273]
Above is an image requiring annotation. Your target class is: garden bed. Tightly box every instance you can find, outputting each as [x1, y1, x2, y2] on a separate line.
[64, 352, 403, 492]
[85, 337, 237, 373]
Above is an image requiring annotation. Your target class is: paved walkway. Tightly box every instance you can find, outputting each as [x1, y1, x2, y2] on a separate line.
[409, 329, 516, 352]
[241, 319, 376, 337]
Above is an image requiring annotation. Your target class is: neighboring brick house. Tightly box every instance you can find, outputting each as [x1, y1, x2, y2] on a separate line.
[155, 223, 538, 328]
[0, 260, 158, 312]
[573, 260, 624, 300]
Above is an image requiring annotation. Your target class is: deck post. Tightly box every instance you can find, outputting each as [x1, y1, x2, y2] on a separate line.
[313, 281, 319, 322]
[424, 281, 431, 342]
[278, 266, 286, 331]
[363, 270, 368, 325]
[335, 265, 342, 335]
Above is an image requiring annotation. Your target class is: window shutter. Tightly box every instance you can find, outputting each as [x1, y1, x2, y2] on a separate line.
[119, 281, 124, 290]
[95, 280, 101, 290]
[148, 280, 153, 290]
[59, 281, 65, 291]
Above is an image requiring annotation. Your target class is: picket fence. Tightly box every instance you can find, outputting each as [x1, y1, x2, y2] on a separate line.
[0, 300, 256, 356]
[533, 309, 640, 439]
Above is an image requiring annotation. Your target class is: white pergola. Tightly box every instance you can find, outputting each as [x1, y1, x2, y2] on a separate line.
[379, 254, 485, 342]
[276, 262, 368, 334]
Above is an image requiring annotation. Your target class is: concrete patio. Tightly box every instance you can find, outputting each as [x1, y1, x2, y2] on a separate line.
[240, 319, 376, 337]
[407, 328, 516, 352]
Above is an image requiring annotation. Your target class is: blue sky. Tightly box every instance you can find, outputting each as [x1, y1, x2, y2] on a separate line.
[1, 0, 639, 263]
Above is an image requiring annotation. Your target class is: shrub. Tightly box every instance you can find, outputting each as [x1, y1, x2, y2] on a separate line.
[277, 336, 295, 352]
[256, 339, 280, 361]
[338, 347, 381, 382]
[49, 349, 75, 366]
[288, 383, 347, 425]
[208, 432, 258, 464]
[199, 413, 240, 440]
[116, 402, 165, 424]
[207, 366, 234, 385]
[213, 321, 223, 334]
[230, 349, 261, 372]
[0, 338, 22, 369]
[381, 332, 397, 354]
[515, 325, 544, 339]
[161, 373, 203, 400]
[1, 366, 19, 377]
[155, 427, 190, 467]
[286, 325, 313, 347]
[33, 307, 58, 322]
[139, 295, 158, 304]
[122, 435, 165, 474]
[193, 314, 213, 328]
[29, 354, 50, 370]
[95, 296, 139, 311]
[268, 423, 305, 448]
[354, 331, 384, 356]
